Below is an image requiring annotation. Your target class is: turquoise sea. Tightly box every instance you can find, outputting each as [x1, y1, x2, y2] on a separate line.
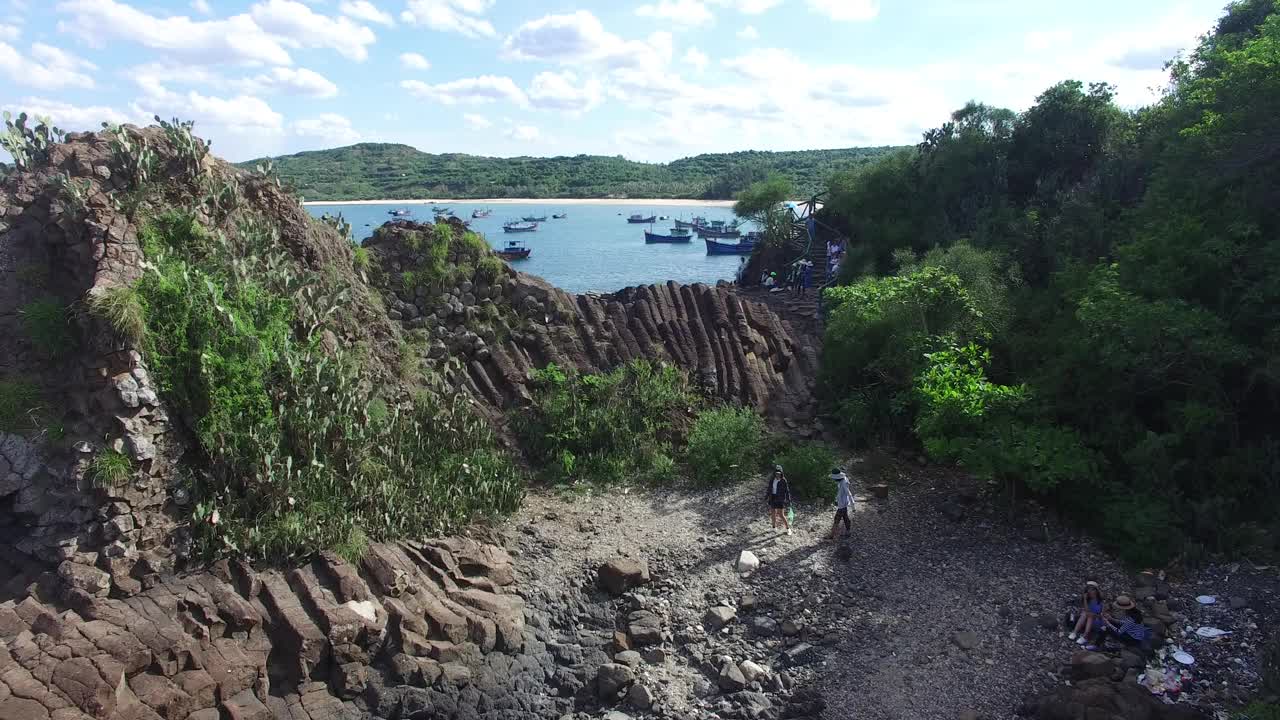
[303, 201, 749, 294]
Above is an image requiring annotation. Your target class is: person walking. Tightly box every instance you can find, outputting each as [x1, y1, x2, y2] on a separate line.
[799, 260, 813, 298]
[830, 468, 853, 540]
[766, 465, 793, 535]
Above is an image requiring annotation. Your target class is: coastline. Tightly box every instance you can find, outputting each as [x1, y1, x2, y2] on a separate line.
[302, 197, 736, 207]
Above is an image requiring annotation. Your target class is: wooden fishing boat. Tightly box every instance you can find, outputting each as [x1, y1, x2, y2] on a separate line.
[628, 214, 657, 224]
[695, 221, 742, 238]
[471, 208, 492, 219]
[644, 227, 693, 244]
[675, 216, 707, 229]
[704, 237, 755, 255]
[503, 221, 538, 233]
[522, 215, 548, 222]
[496, 240, 531, 260]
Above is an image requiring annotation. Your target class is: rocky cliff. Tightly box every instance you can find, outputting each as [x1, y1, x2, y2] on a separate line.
[0, 124, 821, 719]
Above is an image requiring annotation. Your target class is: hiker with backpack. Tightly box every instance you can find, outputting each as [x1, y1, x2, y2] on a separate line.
[766, 465, 793, 536]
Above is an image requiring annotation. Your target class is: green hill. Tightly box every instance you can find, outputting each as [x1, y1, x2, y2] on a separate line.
[239, 143, 902, 201]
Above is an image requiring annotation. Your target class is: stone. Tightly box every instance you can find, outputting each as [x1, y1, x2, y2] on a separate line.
[604, 712, 634, 720]
[1070, 651, 1116, 681]
[868, 484, 890, 499]
[56, 561, 110, 598]
[598, 559, 650, 596]
[626, 683, 654, 710]
[596, 663, 635, 700]
[1038, 613, 1060, 630]
[641, 647, 667, 665]
[222, 689, 270, 720]
[704, 606, 736, 630]
[739, 660, 768, 684]
[330, 662, 366, 699]
[717, 660, 747, 692]
[749, 616, 777, 636]
[782, 643, 818, 666]
[953, 631, 979, 651]
[614, 650, 642, 668]
[781, 619, 803, 637]
[740, 594, 757, 612]
[735, 551, 760, 575]
[626, 610, 662, 646]
[440, 663, 471, 687]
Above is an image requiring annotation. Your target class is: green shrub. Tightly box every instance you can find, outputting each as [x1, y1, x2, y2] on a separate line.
[517, 360, 696, 485]
[685, 407, 766, 486]
[88, 285, 146, 341]
[90, 449, 132, 488]
[0, 379, 41, 433]
[352, 246, 371, 271]
[1233, 702, 1280, 720]
[137, 210, 522, 561]
[775, 443, 839, 501]
[21, 298, 74, 357]
[476, 255, 504, 283]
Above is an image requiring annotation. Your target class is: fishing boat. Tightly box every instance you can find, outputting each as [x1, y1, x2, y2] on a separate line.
[503, 221, 538, 233]
[674, 216, 707, 229]
[627, 214, 657, 224]
[644, 227, 693, 244]
[387, 208, 412, 217]
[431, 206, 449, 213]
[471, 208, 492, 219]
[496, 240, 531, 260]
[522, 215, 548, 222]
[694, 220, 742, 239]
[552, 213, 567, 219]
[704, 237, 755, 255]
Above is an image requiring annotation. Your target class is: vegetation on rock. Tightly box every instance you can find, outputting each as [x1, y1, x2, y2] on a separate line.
[819, 0, 1280, 565]
[686, 407, 767, 486]
[243, 143, 899, 201]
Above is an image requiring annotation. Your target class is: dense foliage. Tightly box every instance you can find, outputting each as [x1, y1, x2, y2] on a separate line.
[135, 209, 521, 561]
[820, 0, 1280, 565]
[242, 143, 899, 201]
[775, 443, 840, 501]
[686, 407, 767, 486]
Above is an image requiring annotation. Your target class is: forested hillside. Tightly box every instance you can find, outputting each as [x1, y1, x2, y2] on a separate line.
[240, 144, 898, 201]
[817, 0, 1280, 565]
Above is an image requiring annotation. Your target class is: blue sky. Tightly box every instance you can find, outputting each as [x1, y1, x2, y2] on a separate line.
[0, 0, 1230, 163]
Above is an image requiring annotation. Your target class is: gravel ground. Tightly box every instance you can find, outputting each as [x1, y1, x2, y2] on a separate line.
[501, 455, 1277, 720]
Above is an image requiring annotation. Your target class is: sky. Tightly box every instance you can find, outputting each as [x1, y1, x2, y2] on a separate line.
[0, 0, 1232, 163]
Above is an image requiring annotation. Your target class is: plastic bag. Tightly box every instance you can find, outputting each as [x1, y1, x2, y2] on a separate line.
[787, 507, 796, 525]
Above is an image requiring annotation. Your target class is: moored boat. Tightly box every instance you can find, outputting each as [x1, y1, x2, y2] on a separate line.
[472, 208, 492, 219]
[704, 237, 755, 255]
[522, 215, 548, 222]
[627, 214, 657, 224]
[644, 227, 693, 244]
[552, 213, 567, 219]
[503, 221, 538, 233]
[431, 206, 449, 213]
[695, 220, 742, 238]
[675, 215, 707, 229]
[496, 240, 531, 260]
[388, 208, 412, 217]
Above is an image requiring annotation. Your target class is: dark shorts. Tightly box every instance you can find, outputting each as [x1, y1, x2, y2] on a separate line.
[769, 499, 786, 510]
[834, 507, 850, 525]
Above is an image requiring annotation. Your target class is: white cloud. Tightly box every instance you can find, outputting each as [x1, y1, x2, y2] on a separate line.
[806, 0, 879, 22]
[683, 47, 709, 72]
[242, 66, 339, 98]
[132, 89, 284, 134]
[2, 96, 140, 130]
[56, 0, 294, 66]
[636, 0, 713, 27]
[399, 51, 430, 70]
[504, 11, 672, 71]
[339, 0, 393, 26]
[293, 113, 360, 144]
[401, 75, 529, 107]
[737, 25, 758, 40]
[504, 124, 540, 141]
[710, 0, 782, 12]
[0, 22, 18, 40]
[1024, 30, 1071, 53]
[190, 0, 211, 14]
[250, 0, 378, 62]
[528, 71, 603, 113]
[463, 113, 492, 130]
[0, 41, 95, 90]
[401, 0, 495, 39]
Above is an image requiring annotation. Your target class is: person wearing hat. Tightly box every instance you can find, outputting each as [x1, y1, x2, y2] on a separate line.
[765, 465, 792, 535]
[829, 468, 853, 540]
[1102, 595, 1152, 651]
[1069, 581, 1105, 644]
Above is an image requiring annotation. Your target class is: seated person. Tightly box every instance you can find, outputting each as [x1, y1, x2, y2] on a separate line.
[1070, 581, 1105, 644]
[1101, 595, 1152, 651]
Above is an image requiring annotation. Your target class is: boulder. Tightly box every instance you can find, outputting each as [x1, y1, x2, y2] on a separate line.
[1025, 677, 1206, 720]
[749, 616, 778, 636]
[704, 606, 736, 630]
[717, 660, 747, 692]
[627, 610, 662, 646]
[597, 663, 636, 700]
[781, 619, 803, 637]
[613, 650, 642, 668]
[1070, 651, 1116, 681]
[739, 660, 768, 684]
[599, 559, 650, 596]
[57, 561, 111, 598]
[626, 683, 654, 710]
[735, 551, 760, 575]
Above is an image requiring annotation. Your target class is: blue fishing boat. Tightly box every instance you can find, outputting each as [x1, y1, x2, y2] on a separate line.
[552, 213, 567, 219]
[644, 227, 693, 244]
[503, 221, 538, 233]
[522, 214, 548, 222]
[628, 214, 657, 224]
[496, 240, 531, 260]
[704, 237, 755, 255]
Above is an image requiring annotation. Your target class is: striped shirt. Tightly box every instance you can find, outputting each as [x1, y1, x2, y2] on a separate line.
[1115, 619, 1150, 641]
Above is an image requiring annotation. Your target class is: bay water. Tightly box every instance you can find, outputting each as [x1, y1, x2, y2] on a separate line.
[304, 202, 749, 294]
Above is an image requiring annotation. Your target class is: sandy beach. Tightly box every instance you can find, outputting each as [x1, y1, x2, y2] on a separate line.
[302, 197, 736, 207]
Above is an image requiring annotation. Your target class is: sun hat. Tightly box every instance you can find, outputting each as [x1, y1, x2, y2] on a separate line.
[1113, 595, 1136, 611]
[1085, 581, 1099, 588]
[830, 468, 846, 480]
[774, 464, 783, 472]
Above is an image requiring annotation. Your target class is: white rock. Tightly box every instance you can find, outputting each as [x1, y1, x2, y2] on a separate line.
[345, 600, 379, 623]
[739, 660, 769, 683]
[736, 550, 760, 575]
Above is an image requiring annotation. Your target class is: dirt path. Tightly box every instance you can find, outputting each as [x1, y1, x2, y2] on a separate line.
[499, 456, 1275, 720]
